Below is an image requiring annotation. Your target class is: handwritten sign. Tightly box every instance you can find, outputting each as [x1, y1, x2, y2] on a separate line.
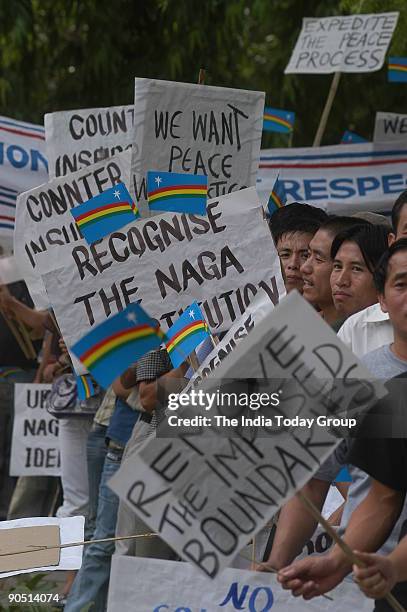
[10, 384, 60, 477]
[373, 111, 407, 143]
[285, 12, 398, 74]
[109, 292, 383, 578]
[41, 195, 284, 348]
[14, 149, 132, 308]
[107, 556, 373, 612]
[45, 105, 135, 179]
[257, 141, 407, 214]
[130, 78, 264, 215]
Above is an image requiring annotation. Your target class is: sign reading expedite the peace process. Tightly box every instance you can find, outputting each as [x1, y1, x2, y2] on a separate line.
[14, 149, 132, 309]
[285, 12, 398, 74]
[130, 78, 264, 214]
[44, 105, 135, 179]
[109, 292, 383, 579]
[41, 199, 284, 346]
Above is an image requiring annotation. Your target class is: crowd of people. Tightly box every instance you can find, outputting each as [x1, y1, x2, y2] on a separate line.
[1, 189, 407, 611]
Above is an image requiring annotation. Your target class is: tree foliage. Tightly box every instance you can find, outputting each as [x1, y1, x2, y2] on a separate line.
[0, 0, 406, 146]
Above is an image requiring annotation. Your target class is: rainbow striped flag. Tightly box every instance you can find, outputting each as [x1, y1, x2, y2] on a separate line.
[388, 57, 407, 82]
[267, 175, 287, 216]
[71, 303, 165, 389]
[263, 107, 295, 134]
[340, 130, 368, 144]
[165, 302, 210, 368]
[75, 374, 96, 400]
[147, 171, 207, 215]
[71, 182, 139, 245]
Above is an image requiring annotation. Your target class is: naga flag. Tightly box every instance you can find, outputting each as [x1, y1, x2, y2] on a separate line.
[75, 374, 96, 400]
[340, 130, 368, 144]
[147, 170, 207, 215]
[165, 302, 210, 368]
[267, 174, 287, 216]
[71, 303, 165, 389]
[263, 107, 295, 134]
[71, 182, 139, 245]
[388, 57, 407, 82]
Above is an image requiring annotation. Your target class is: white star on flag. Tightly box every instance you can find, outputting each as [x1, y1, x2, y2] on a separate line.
[188, 309, 195, 319]
[126, 312, 138, 323]
[155, 176, 162, 187]
[114, 190, 121, 199]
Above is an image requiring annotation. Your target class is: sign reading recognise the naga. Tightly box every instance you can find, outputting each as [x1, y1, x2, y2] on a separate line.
[14, 150, 132, 309]
[41, 196, 284, 346]
[109, 292, 383, 579]
[285, 12, 398, 74]
[130, 78, 264, 214]
[44, 105, 135, 179]
[257, 141, 407, 214]
[373, 111, 407, 143]
[10, 384, 60, 477]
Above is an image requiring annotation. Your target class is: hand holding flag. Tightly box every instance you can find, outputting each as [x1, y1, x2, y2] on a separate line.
[267, 174, 287, 216]
[165, 302, 210, 368]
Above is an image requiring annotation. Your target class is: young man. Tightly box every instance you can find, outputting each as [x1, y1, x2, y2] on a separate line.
[276, 239, 407, 611]
[269, 203, 327, 294]
[330, 224, 389, 319]
[337, 189, 407, 356]
[300, 216, 367, 326]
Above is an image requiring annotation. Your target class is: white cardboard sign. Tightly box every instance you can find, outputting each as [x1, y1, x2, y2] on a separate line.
[373, 111, 407, 143]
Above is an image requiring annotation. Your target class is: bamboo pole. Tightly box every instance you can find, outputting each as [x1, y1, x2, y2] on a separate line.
[312, 72, 341, 147]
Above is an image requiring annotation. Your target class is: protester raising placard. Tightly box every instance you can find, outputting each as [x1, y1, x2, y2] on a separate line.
[285, 12, 398, 74]
[44, 105, 135, 179]
[130, 78, 264, 214]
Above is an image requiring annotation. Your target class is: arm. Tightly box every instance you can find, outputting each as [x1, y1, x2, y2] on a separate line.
[139, 363, 188, 413]
[0, 289, 48, 334]
[259, 479, 330, 571]
[112, 375, 132, 400]
[353, 539, 407, 600]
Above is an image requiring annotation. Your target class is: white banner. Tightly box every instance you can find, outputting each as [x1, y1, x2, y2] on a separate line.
[45, 105, 134, 179]
[0, 255, 24, 285]
[41, 196, 284, 351]
[0, 115, 48, 241]
[285, 12, 398, 74]
[10, 383, 60, 477]
[0, 516, 83, 578]
[257, 141, 407, 214]
[14, 149, 132, 308]
[109, 292, 382, 578]
[131, 78, 264, 215]
[373, 111, 407, 143]
[107, 556, 373, 612]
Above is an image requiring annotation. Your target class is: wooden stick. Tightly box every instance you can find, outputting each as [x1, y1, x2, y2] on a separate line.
[198, 68, 206, 85]
[187, 350, 200, 371]
[313, 72, 341, 147]
[210, 334, 219, 348]
[297, 491, 406, 612]
[16, 318, 37, 359]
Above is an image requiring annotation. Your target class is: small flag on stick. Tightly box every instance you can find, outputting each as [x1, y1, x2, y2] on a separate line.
[340, 130, 367, 144]
[75, 374, 96, 400]
[71, 182, 139, 245]
[165, 302, 210, 368]
[388, 57, 407, 82]
[267, 175, 287, 216]
[147, 171, 207, 215]
[263, 107, 295, 133]
[71, 303, 165, 389]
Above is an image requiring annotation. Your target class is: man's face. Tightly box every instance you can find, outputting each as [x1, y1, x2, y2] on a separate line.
[277, 231, 313, 293]
[379, 249, 407, 337]
[330, 241, 377, 318]
[300, 229, 334, 307]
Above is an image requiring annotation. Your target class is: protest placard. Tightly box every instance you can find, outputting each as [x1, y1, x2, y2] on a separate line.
[45, 105, 135, 179]
[0, 115, 48, 242]
[257, 141, 407, 214]
[373, 111, 407, 143]
[285, 12, 398, 74]
[41, 197, 284, 349]
[10, 383, 60, 477]
[109, 292, 383, 578]
[0, 255, 24, 284]
[14, 149, 132, 308]
[0, 516, 84, 578]
[107, 556, 374, 612]
[130, 78, 264, 214]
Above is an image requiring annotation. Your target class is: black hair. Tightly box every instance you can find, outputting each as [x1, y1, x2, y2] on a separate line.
[269, 202, 327, 244]
[320, 215, 369, 237]
[374, 238, 407, 294]
[391, 190, 407, 233]
[331, 224, 390, 274]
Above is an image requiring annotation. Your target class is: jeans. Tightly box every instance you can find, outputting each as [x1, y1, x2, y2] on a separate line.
[64, 450, 122, 612]
[86, 423, 108, 539]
